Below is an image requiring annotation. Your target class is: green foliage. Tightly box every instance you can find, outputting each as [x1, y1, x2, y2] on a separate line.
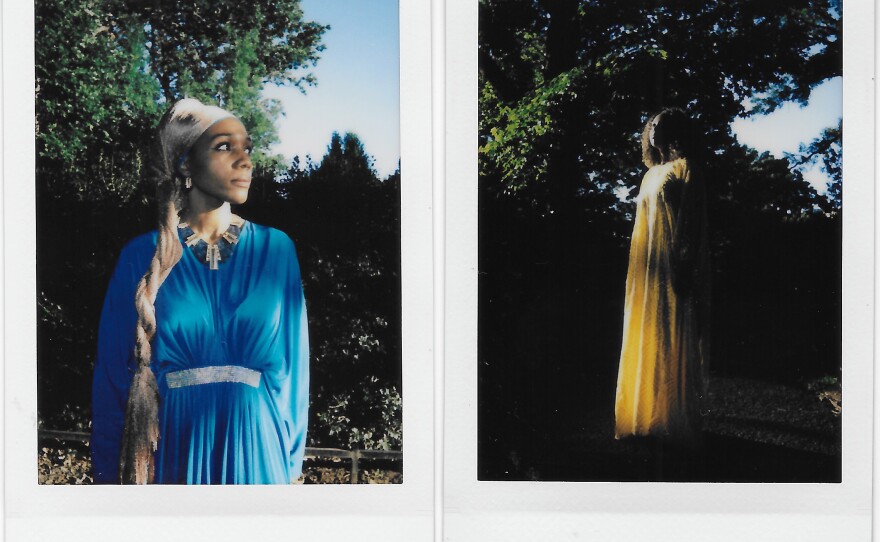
[36, 0, 326, 202]
[480, 70, 581, 193]
[318, 378, 402, 450]
[36, 0, 162, 200]
[138, 1, 325, 99]
[478, 0, 842, 214]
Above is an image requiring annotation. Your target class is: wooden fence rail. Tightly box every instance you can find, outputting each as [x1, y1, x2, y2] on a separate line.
[39, 429, 401, 484]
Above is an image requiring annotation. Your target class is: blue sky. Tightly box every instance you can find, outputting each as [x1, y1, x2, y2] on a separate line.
[731, 77, 842, 194]
[262, 0, 400, 178]
[259, 2, 840, 189]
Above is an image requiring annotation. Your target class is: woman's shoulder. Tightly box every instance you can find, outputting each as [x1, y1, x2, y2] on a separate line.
[119, 230, 159, 259]
[245, 221, 303, 277]
[245, 221, 298, 251]
[666, 157, 697, 182]
[106, 231, 158, 282]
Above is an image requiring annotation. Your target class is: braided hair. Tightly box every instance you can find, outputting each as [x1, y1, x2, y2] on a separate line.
[119, 99, 235, 484]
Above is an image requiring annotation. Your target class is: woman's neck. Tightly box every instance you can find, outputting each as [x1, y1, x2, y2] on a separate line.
[182, 193, 233, 244]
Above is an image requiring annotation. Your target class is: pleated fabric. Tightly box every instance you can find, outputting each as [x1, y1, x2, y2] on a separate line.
[614, 158, 709, 439]
[91, 221, 309, 484]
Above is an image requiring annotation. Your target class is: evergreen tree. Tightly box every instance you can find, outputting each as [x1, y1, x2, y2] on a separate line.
[245, 134, 402, 450]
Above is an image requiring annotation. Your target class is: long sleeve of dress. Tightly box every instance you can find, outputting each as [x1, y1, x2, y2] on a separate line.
[90, 235, 153, 483]
[273, 235, 310, 480]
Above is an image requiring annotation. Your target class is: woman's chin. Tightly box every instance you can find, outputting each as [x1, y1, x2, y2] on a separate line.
[229, 191, 250, 205]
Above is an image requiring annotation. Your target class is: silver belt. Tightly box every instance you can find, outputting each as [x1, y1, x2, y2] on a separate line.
[166, 366, 262, 389]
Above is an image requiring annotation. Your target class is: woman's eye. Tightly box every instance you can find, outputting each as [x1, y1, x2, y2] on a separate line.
[215, 143, 230, 151]
[245, 147, 253, 155]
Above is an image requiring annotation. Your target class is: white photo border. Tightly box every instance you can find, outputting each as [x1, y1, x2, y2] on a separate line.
[444, 1, 873, 540]
[4, 1, 434, 540]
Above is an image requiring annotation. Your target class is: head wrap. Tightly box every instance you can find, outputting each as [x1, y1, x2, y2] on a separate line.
[156, 98, 237, 175]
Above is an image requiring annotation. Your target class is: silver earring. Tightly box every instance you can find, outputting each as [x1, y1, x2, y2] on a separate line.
[185, 177, 192, 189]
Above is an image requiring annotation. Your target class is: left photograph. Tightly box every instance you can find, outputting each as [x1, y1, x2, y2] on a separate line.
[37, 0, 402, 484]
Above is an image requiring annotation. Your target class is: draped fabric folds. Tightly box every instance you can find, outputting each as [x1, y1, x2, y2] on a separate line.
[92, 222, 309, 484]
[614, 158, 709, 439]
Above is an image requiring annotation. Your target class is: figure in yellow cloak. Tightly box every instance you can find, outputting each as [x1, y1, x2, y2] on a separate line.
[615, 108, 710, 440]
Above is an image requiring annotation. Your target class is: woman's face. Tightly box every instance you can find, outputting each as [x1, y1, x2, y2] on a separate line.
[184, 117, 253, 205]
[649, 113, 663, 148]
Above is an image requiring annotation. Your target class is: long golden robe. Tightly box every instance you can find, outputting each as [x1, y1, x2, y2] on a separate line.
[614, 158, 709, 439]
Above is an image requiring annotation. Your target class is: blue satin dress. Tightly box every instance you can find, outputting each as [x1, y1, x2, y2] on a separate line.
[91, 221, 309, 484]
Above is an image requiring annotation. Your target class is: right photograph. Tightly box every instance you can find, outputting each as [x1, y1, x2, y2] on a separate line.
[478, 0, 842, 482]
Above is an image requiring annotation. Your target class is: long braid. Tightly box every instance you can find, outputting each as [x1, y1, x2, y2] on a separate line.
[118, 98, 234, 484]
[119, 140, 185, 484]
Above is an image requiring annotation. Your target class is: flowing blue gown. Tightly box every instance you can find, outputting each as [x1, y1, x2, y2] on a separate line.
[91, 222, 309, 484]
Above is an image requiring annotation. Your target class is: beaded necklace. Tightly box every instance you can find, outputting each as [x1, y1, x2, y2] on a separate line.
[177, 214, 245, 270]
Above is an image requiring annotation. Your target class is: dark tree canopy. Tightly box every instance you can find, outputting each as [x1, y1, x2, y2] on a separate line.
[478, 0, 841, 214]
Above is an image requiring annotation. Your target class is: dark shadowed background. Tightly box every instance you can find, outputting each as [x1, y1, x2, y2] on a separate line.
[477, 0, 841, 482]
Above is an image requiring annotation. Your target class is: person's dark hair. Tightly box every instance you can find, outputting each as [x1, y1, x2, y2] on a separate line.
[641, 107, 695, 167]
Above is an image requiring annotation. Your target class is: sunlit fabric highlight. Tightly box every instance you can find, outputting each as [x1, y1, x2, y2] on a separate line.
[615, 158, 709, 439]
[92, 222, 309, 484]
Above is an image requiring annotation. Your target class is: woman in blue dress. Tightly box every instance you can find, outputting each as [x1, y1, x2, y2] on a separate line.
[91, 99, 309, 484]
